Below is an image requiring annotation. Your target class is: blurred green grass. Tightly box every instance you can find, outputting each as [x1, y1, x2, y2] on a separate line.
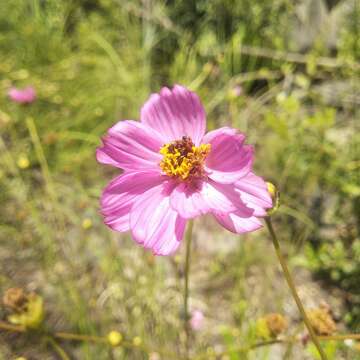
[0, 0, 359, 359]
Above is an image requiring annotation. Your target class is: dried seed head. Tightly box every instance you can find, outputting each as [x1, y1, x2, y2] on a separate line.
[256, 313, 288, 339]
[307, 307, 337, 336]
[264, 313, 288, 337]
[3, 288, 44, 329]
[3, 288, 28, 312]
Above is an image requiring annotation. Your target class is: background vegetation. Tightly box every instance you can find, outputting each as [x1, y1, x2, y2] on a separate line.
[0, 0, 359, 358]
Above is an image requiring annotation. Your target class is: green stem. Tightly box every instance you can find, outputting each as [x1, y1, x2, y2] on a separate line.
[319, 334, 360, 341]
[54, 332, 108, 343]
[194, 339, 293, 360]
[265, 217, 328, 360]
[1, 320, 358, 359]
[184, 220, 194, 359]
[46, 336, 71, 360]
[26, 117, 56, 205]
[0, 322, 181, 359]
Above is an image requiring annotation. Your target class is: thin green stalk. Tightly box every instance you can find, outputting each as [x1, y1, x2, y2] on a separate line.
[26, 117, 56, 204]
[0, 320, 26, 332]
[184, 220, 194, 359]
[46, 336, 71, 360]
[265, 217, 328, 360]
[1, 320, 357, 359]
[194, 339, 293, 360]
[54, 332, 108, 343]
[319, 334, 360, 341]
[0, 322, 181, 359]
[26, 116, 67, 232]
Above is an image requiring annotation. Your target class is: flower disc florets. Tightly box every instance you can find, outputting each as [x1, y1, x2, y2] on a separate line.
[159, 136, 211, 181]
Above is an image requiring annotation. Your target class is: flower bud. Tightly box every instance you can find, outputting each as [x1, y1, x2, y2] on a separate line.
[190, 309, 204, 331]
[264, 313, 288, 337]
[3, 288, 27, 311]
[8, 86, 36, 104]
[306, 307, 337, 336]
[256, 313, 288, 339]
[107, 331, 122, 347]
[266, 182, 280, 215]
[82, 218, 92, 230]
[228, 85, 242, 99]
[133, 336, 142, 346]
[256, 318, 271, 339]
[4, 288, 44, 329]
[17, 155, 30, 169]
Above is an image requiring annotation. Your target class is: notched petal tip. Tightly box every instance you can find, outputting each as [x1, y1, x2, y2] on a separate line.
[159, 86, 172, 97]
[95, 120, 164, 170]
[96, 144, 115, 166]
[140, 84, 206, 145]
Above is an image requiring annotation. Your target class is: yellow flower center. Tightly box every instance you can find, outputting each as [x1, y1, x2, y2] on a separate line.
[159, 136, 211, 180]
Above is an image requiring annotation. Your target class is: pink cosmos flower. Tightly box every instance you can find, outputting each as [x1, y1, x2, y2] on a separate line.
[8, 86, 36, 104]
[97, 85, 272, 255]
[231, 85, 242, 97]
[190, 309, 204, 331]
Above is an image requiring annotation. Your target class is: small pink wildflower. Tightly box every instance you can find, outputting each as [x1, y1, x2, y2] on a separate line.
[190, 309, 204, 331]
[8, 86, 36, 104]
[231, 85, 242, 97]
[97, 85, 272, 255]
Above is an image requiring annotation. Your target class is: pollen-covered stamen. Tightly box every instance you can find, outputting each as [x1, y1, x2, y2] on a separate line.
[159, 136, 211, 180]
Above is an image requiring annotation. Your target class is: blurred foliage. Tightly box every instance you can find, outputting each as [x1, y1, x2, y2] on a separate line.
[0, 0, 359, 358]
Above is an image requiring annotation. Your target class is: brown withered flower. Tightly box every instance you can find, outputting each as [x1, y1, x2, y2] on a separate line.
[256, 313, 288, 339]
[264, 313, 288, 337]
[2, 288, 28, 312]
[2, 288, 44, 329]
[307, 306, 337, 336]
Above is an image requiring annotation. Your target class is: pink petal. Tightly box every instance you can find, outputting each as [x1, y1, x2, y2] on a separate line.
[96, 120, 163, 171]
[101, 171, 164, 232]
[8, 87, 36, 104]
[170, 180, 253, 219]
[235, 172, 273, 216]
[213, 211, 263, 234]
[170, 181, 211, 218]
[190, 310, 204, 331]
[130, 182, 187, 255]
[205, 181, 254, 216]
[203, 127, 254, 184]
[140, 84, 206, 145]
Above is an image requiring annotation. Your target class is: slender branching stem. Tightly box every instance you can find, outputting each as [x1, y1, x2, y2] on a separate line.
[46, 336, 71, 360]
[265, 217, 328, 360]
[319, 334, 360, 341]
[54, 332, 107, 343]
[0, 321, 178, 358]
[0, 320, 26, 332]
[1, 319, 358, 358]
[184, 219, 194, 359]
[194, 339, 293, 359]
